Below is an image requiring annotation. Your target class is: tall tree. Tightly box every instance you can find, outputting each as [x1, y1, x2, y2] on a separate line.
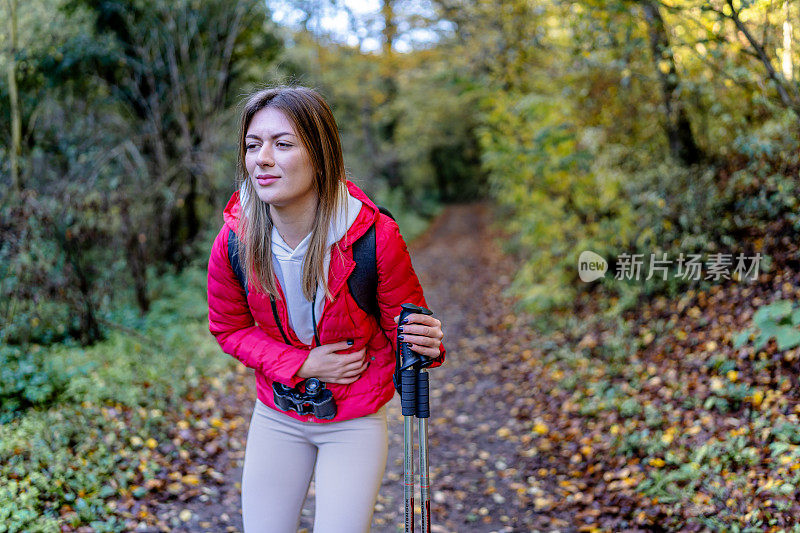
[377, 0, 402, 189]
[703, 0, 800, 113]
[65, 0, 280, 267]
[6, 0, 22, 191]
[639, 0, 702, 165]
[782, 0, 793, 82]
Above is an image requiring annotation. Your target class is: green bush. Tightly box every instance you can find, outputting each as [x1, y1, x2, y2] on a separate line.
[0, 265, 236, 530]
[481, 85, 800, 316]
[734, 299, 800, 352]
[0, 344, 74, 423]
[479, 91, 636, 311]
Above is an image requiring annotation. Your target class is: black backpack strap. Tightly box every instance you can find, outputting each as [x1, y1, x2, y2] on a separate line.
[229, 229, 292, 344]
[349, 224, 378, 319]
[378, 205, 395, 221]
[228, 229, 248, 297]
[348, 206, 395, 320]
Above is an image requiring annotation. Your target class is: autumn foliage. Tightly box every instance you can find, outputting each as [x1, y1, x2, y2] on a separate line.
[4, 0, 800, 531]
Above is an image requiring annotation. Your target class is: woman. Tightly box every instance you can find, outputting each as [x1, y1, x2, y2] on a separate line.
[207, 86, 445, 533]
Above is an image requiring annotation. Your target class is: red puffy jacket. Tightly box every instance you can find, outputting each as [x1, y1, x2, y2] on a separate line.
[207, 181, 445, 423]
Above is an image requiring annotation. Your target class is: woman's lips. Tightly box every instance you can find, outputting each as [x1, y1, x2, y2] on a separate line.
[256, 175, 279, 186]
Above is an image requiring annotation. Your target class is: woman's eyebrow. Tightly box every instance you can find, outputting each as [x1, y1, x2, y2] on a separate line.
[245, 132, 296, 140]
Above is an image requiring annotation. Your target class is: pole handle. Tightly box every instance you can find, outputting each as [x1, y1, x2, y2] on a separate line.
[400, 368, 417, 416]
[398, 303, 433, 371]
[397, 303, 434, 417]
[416, 370, 429, 418]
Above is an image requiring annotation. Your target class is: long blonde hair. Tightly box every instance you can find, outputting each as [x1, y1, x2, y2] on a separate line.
[236, 86, 347, 301]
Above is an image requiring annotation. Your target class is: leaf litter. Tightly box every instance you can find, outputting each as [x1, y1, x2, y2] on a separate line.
[94, 206, 800, 532]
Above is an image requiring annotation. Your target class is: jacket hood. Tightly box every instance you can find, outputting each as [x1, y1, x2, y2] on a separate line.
[222, 180, 380, 249]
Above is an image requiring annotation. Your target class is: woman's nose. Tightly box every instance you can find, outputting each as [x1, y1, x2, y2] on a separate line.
[256, 145, 274, 167]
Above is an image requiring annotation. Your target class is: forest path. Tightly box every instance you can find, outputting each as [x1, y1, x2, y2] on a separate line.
[158, 203, 549, 533]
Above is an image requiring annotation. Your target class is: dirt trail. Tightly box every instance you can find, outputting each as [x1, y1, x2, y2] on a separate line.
[162, 203, 543, 532]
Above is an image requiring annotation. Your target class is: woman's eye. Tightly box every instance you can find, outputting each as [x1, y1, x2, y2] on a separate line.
[276, 142, 292, 148]
[246, 143, 259, 150]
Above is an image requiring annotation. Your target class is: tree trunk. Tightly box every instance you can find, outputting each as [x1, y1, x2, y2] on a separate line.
[379, 0, 403, 189]
[360, 101, 381, 181]
[60, 231, 102, 345]
[7, 0, 22, 191]
[121, 202, 150, 314]
[783, 0, 793, 82]
[381, 0, 397, 55]
[640, 0, 702, 165]
[76, 265, 102, 345]
[185, 172, 199, 245]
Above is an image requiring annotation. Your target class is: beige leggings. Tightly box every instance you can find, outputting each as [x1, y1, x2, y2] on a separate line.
[241, 399, 388, 533]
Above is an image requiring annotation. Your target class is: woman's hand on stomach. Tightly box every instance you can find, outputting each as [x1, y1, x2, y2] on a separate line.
[296, 341, 368, 384]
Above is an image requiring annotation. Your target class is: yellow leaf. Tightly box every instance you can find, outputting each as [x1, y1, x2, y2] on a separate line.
[179, 509, 192, 522]
[534, 497, 552, 510]
[130, 436, 143, 447]
[496, 427, 511, 439]
[727, 370, 738, 382]
[649, 458, 665, 467]
[533, 422, 548, 435]
[210, 417, 223, 429]
[182, 474, 201, 486]
[751, 390, 764, 408]
[145, 438, 158, 449]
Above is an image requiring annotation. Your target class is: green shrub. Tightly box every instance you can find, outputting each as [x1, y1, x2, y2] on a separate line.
[0, 265, 236, 530]
[734, 299, 800, 351]
[481, 93, 800, 315]
[0, 344, 73, 423]
[479, 92, 636, 311]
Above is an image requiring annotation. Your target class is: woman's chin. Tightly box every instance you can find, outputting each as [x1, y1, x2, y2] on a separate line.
[254, 190, 281, 205]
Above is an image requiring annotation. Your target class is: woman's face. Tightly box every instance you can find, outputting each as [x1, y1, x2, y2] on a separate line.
[244, 107, 317, 209]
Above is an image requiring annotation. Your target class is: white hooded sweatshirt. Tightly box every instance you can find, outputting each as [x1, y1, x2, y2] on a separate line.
[270, 188, 363, 345]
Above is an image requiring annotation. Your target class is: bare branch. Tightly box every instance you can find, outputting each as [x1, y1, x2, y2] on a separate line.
[724, 0, 797, 110]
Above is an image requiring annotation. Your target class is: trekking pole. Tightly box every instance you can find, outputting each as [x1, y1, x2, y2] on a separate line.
[397, 303, 434, 533]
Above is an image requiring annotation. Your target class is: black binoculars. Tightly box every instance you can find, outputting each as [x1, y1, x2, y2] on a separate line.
[273, 378, 337, 420]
